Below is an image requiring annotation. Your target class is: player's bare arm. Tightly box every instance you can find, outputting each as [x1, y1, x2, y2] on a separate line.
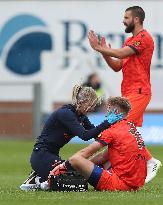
[99, 36, 123, 72]
[102, 55, 122, 72]
[88, 30, 135, 58]
[71, 141, 102, 159]
[99, 46, 135, 59]
[90, 148, 108, 165]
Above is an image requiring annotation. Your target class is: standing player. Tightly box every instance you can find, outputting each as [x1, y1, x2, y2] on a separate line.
[88, 6, 161, 183]
[51, 97, 148, 191]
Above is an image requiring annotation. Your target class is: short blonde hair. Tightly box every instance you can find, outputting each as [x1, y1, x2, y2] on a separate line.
[72, 84, 101, 111]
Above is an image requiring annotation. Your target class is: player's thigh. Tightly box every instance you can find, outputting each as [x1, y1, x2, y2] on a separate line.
[126, 94, 151, 123]
[126, 94, 151, 113]
[70, 155, 95, 180]
[30, 148, 62, 180]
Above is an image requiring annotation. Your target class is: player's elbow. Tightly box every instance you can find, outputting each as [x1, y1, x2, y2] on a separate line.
[111, 64, 122, 72]
[113, 67, 121, 72]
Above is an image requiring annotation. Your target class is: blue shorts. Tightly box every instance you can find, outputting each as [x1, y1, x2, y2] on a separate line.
[30, 147, 63, 181]
[88, 165, 103, 187]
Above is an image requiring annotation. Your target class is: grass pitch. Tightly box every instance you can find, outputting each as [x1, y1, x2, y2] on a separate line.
[0, 140, 162, 205]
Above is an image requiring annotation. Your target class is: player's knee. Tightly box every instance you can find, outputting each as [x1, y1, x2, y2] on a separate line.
[69, 155, 79, 167]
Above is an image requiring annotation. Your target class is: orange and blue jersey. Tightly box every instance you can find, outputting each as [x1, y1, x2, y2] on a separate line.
[95, 120, 147, 189]
[122, 30, 154, 96]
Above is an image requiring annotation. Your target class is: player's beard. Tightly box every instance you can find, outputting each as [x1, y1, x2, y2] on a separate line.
[125, 21, 135, 33]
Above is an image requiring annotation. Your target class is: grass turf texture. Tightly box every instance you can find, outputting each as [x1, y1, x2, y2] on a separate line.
[0, 140, 162, 205]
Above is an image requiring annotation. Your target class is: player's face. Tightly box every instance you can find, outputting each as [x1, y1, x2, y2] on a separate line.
[123, 11, 135, 33]
[78, 101, 96, 114]
[107, 104, 121, 115]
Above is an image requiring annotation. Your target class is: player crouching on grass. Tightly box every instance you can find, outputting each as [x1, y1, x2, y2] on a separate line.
[51, 97, 160, 191]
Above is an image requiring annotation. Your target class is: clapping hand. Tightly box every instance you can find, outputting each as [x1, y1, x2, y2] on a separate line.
[88, 30, 111, 53]
[88, 30, 101, 51]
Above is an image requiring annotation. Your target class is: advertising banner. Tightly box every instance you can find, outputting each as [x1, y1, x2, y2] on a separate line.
[0, 0, 162, 112]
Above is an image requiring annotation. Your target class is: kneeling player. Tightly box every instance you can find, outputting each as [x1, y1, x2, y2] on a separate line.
[51, 97, 157, 191]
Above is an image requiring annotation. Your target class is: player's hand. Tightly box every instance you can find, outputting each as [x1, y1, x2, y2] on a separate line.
[49, 164, 61, 177]
[49, 160, 62, 177]
[100, 36, 110, 48]
[49, 163, 66, 178]
[52, 160, 62, 167]
[107, 109, 124, 124]
[88, 30, 101, 51]
[100, 37, 112, 56]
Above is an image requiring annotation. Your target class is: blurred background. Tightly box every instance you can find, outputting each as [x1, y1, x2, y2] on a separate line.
[0, 0, 163, 144]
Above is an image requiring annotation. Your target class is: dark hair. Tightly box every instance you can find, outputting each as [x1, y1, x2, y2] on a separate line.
[125, 6, 145, 24]
[88, 73, 97, 81]
[107, 97, 131, 115]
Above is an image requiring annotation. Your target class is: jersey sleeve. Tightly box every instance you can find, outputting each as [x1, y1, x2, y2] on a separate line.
[82, 115, 95, 129]
[127, 34, 147, 54]
[57, 108, 110, 141]
[95, 129, 113, 147]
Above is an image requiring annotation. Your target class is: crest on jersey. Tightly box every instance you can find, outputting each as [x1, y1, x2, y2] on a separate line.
[133, 41, 141, 47]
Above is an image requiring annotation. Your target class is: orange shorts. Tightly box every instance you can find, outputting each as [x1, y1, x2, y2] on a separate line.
[124, 94, 151, 127]
[96, 169, 138, 191]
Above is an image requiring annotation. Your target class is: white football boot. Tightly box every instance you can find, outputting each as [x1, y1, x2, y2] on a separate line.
[35, 176, 49, 191]
[20, 171, 39, 191]
[145, 158, 162, 183]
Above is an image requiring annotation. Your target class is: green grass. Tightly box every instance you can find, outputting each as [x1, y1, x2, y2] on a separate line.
[0, 140, 163, 205]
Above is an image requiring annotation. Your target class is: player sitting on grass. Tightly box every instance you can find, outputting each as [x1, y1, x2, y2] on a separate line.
[20, 85, 123, 191]
[51, 97, 161, 191]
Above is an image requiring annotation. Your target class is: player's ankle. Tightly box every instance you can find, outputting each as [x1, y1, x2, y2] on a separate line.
[148, 157, 159, 163]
